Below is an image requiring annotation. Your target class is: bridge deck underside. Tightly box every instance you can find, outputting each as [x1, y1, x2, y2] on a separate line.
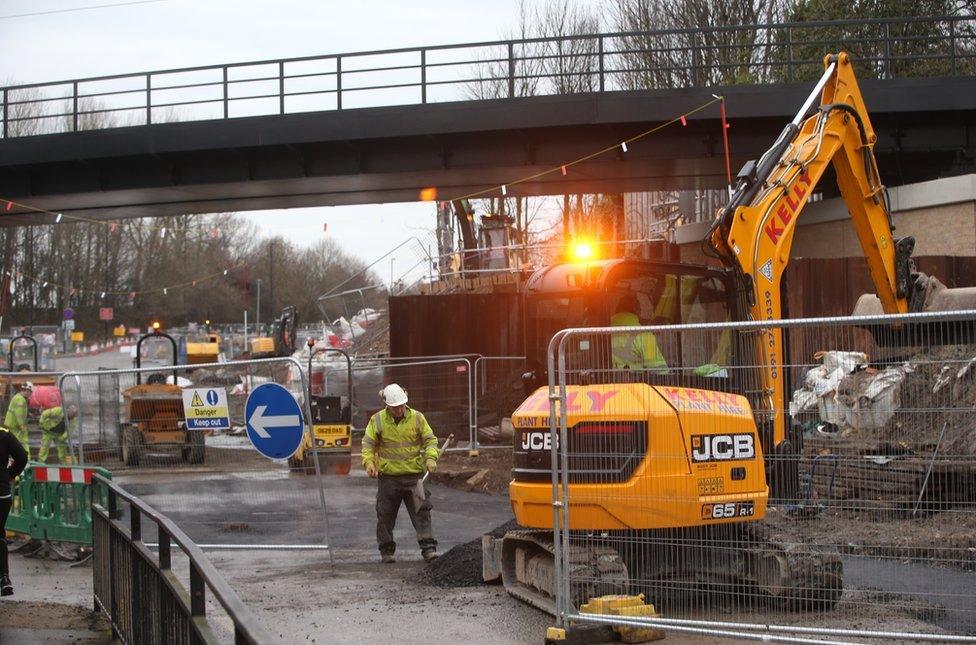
[0, 77, 973, 223]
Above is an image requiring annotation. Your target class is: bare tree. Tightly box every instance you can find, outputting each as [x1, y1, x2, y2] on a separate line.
[533, 0, 605, 94]
[610, 0, 784, 89]
[466, 1, 544, 99]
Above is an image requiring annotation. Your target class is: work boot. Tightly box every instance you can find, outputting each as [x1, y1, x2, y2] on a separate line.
[380, 554, 396, 564]
[1, 575, 13, 596]
[422, 548, 439, 563]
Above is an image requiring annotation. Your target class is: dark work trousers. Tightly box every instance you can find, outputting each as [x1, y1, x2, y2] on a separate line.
[0, 496, 10, 576]
[376, 474, 437, 555]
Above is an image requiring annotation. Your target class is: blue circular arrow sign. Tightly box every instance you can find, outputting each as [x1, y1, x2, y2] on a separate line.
[244, 383, 304, 460]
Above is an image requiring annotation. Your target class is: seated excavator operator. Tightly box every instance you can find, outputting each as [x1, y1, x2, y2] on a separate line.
[610, 294, 669, 373]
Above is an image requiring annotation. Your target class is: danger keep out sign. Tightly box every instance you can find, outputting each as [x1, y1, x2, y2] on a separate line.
[181, 387, 231, 431]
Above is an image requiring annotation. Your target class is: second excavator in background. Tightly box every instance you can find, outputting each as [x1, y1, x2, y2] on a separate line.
[250, 306, 299, 358]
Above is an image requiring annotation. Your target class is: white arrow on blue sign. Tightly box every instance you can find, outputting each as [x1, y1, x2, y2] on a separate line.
[244, 383, 305, 460]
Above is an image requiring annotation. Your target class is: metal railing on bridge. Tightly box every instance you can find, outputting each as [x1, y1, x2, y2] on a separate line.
[2, 16, 974, 138]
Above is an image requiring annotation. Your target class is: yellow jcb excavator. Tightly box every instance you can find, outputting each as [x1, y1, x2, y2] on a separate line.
[483, 53, 976, 614]
[250, 306, 299, 358]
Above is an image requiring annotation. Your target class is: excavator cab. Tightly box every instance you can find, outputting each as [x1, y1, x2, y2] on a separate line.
[521, 258, 742, 394]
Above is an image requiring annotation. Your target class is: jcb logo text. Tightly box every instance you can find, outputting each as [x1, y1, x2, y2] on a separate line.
[691, 433, 755, 462]
[521, 431, 559, 451]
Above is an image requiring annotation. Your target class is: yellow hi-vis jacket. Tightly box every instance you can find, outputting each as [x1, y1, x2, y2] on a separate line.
[40, 406, 73, 434]
[4, 392, 29, 433]
[362, 406, 439, 476]
[610, 311, 668, 371]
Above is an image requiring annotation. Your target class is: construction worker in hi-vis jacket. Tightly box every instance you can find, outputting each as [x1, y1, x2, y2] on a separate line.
[362, 383, 440, 564]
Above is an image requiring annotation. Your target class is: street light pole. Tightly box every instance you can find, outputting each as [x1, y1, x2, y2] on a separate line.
[255, 278, 262, 334]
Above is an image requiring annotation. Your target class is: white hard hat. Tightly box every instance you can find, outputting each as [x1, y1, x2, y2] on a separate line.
[380, 383, 408, 407]
[22, 381, 34, 390]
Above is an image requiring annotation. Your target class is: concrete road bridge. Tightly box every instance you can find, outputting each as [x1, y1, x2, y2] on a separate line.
[1, 16, 975, 224]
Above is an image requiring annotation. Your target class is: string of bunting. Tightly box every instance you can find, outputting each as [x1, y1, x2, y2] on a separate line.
[0, 198, 224, 240]
[4, 261, 245, 299]
[442, 94, 728, 202]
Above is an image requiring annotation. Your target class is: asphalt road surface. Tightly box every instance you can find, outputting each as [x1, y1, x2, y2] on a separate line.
[116, 468, 514, 560]
[53, 345, 137, 372]
[108, 464, 975, 642]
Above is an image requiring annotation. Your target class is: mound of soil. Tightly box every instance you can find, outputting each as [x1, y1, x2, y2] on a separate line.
[433, 449, 512, 495]
[419, 519, 519, 588]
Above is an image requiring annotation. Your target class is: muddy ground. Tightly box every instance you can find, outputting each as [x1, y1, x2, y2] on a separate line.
[764, 506, 976, 567]
[434, 447, 513, 495]
[0, 598, 109, 632]
[7, 455, 973, 643]
[2, 554, 112, 644]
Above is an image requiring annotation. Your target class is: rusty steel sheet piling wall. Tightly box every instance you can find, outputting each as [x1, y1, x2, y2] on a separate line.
[389, 293, 522, 359]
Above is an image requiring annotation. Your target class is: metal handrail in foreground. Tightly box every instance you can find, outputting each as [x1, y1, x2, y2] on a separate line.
[92, 473, 274, 644]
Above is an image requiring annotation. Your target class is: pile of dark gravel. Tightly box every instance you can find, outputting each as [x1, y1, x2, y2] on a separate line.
[419, 519, 520, 588]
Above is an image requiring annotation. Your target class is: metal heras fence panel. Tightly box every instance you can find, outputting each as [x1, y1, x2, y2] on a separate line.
[473, 355, 526, 447]
[58, 356, 333, 556]
[541, 310, 976, 643]
[323, 355, 475, 446]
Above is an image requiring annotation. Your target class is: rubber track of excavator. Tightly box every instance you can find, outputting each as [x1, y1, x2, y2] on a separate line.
[499, 522, 843, 616]
[740, 521, 844, 610]
[499, 530, 629, 616]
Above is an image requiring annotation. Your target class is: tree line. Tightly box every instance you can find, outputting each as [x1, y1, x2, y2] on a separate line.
[0, 216, 384, 335]
[468, 0, 975, 98]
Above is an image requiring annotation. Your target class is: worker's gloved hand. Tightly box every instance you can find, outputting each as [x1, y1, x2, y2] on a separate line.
[366, 463, 378, 478]
[425, 459, 437, 474]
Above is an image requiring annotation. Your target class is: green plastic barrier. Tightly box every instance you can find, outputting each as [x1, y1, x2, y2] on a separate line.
[6, 462, 112, 545]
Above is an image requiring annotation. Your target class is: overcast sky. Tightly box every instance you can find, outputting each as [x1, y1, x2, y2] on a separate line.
[0, 0, 557, 285]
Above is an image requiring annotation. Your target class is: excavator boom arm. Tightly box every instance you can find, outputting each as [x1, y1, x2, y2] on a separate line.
[708, 53, 914, 448]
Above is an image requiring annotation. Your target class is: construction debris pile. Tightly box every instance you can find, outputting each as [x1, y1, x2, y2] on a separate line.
[790, 351, 913, 434]
[791, 347, 976, 512]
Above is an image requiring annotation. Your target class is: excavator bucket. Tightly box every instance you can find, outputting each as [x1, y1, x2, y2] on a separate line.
[852, 276, 976, 346]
